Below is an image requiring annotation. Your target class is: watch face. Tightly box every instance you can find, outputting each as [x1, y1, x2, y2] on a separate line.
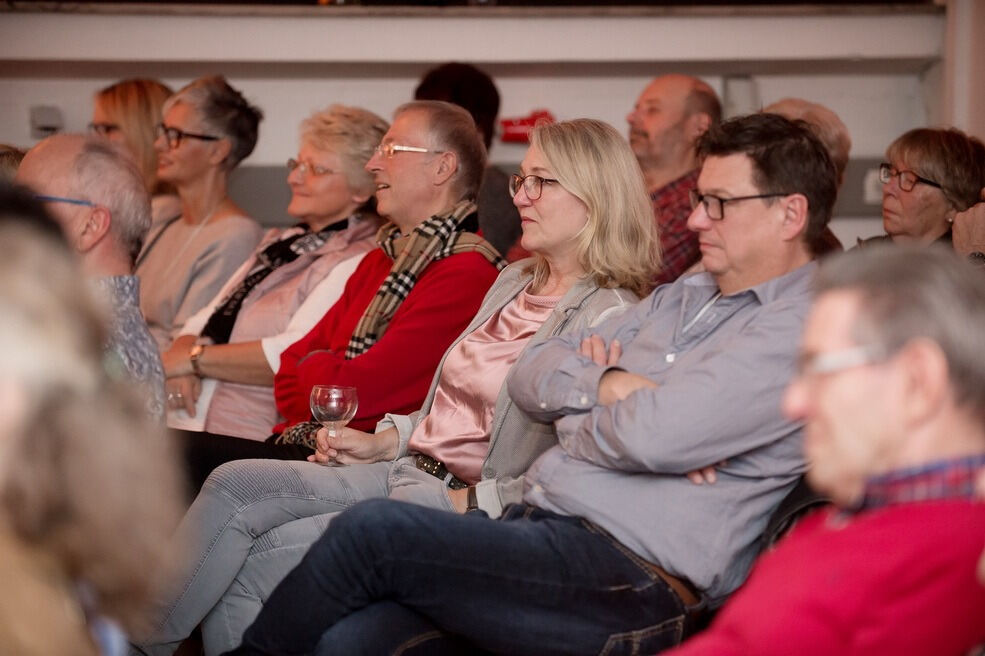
[970, 252, 985, 263]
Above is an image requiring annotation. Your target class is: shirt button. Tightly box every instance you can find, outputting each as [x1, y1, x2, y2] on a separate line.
[532, 484, 544, 494]
[665, 353, 676, 363]
[580, 395, 589, 406]
[539, 401, 547, 409]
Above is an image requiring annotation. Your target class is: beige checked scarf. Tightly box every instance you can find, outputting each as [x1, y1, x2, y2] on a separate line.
[344, 199, 505, 358]
[275, 200, 504, 449]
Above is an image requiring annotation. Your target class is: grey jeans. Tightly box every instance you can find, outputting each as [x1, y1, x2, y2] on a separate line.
[131, 456, 456, 656]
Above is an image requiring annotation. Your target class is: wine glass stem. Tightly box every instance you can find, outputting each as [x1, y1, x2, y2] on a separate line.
[326, 421, 343, 441]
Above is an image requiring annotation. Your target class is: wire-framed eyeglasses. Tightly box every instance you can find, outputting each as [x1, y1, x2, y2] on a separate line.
[509, 174, 560, 201]
[374, 143, 443, 158]
[287, 158, 338, 177]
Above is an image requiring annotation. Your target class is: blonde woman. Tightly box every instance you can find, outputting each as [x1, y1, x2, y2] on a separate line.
[0, 187, 183, 656]
[133, 118, 659, 655]
[90, 78, 179, 225]
[136, 75, 264, 350]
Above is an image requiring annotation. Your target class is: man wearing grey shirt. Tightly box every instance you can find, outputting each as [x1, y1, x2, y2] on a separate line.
[224, 113, 839, 656]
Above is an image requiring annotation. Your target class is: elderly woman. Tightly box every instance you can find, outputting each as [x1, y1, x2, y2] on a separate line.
[862, 127, 985, 248]
[161, 105, 388, 441]
[131, 118, 660, 656]
[90, 78, 178, 225]
[136, 75, 264, 350]
[0, 186, 183, 655]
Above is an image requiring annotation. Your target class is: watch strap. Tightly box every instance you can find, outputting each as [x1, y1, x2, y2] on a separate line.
[189, 344, 205, 377]
[466, 485, 479, 512]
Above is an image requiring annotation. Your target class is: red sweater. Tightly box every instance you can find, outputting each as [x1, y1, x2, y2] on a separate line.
[671, 502, 985, 656]
[274, 248, 499, 432]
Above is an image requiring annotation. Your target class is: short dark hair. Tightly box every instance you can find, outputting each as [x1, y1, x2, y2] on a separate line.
[697, 113, 837, 243]
[816, 245, 985, 428]
[0, 182, 69, 246]
[414, 62, 500, 150]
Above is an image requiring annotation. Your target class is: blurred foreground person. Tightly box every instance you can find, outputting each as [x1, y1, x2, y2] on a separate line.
[0, 185, 183, 656]
[670, 247, 985, 656]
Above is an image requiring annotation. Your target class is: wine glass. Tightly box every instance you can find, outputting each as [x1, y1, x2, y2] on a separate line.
[309, 385, 358, 442]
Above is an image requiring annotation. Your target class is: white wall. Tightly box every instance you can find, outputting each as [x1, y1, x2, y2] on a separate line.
[0, 4, 951, 243]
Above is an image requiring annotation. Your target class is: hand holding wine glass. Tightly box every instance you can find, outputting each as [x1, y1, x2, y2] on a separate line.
[309, 385, 358, 446]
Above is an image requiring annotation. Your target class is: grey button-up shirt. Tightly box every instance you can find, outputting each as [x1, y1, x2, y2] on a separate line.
[507, 263, 816, 604]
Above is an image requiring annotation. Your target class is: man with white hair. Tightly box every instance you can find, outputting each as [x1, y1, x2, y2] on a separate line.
[670, 246, 985, 655]
[17, 134, 165, 419]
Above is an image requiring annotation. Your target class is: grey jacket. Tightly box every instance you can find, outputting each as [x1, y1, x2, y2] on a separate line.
[380, 259, 638, 517]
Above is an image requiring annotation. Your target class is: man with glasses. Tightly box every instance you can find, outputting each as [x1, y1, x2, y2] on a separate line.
[224, 113, 835, 655]
[627, 74, 721, 284]
[668, 247, 985, 655]
[15, 134, 165, 420]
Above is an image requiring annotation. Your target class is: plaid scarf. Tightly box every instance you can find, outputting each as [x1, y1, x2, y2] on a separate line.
[344, 199, 505, 359]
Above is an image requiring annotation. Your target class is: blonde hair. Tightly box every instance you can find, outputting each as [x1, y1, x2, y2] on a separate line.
[528, 119, 660, 298]
[300, 104, 389, 199]
[0, 219, 183, 633]
[94, 79, 173, 193]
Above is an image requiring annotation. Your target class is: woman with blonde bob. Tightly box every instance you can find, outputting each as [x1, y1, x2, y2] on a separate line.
[132, 117, 659, 656]
[90, 78, 179, 224]
[0, 189, 183, 656]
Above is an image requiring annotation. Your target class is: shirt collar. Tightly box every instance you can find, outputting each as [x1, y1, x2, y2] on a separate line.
[682, 260, 818, 305]
[854, 453, 985, 513]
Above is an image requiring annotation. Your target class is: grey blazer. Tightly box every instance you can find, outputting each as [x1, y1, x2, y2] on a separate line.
[381, 259, 639, 517]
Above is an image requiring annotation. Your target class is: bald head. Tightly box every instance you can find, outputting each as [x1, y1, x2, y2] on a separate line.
[764, 98, 851, 187]
[16, 134, 150, 265]
[627, 74, 721, 190]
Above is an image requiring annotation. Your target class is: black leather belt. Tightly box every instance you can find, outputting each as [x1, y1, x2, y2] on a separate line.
[414, 454, 468, 490]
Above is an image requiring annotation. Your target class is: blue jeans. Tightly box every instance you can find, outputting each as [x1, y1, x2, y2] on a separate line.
[228, 499, 690, 656]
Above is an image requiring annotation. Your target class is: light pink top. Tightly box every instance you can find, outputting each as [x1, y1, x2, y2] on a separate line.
[408, 285, 560, 483]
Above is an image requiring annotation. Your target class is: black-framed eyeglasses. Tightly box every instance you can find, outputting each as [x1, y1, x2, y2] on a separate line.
[509, 174, 559, 201]
[878, 163, 943, 192]
[34, 194, 96, 208]
[689, 190, 792, 221]
[155, 123, 220, 150]
[88, 122, 120, 138]
[287, 158, 338, 177]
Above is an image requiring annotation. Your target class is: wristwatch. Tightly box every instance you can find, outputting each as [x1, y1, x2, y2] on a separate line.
[466, 486, 479, 512]
[968, 252, 985, 266]
[189, 344, 206, 377]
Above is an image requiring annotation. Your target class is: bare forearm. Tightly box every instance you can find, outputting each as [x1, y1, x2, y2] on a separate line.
[197, 341, 275, 386]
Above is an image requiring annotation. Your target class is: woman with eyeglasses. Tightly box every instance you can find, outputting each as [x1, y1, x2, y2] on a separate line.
[859, 127, 985, 250]
[131, 118, 659, 655]
[90, 78, 179, 225]
[160, 105, 387, 441]
[136, 75, 264, 350]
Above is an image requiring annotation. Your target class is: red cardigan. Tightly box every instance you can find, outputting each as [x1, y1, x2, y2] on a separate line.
[671, 501, 985, 656]
[273, 248, 499, 432]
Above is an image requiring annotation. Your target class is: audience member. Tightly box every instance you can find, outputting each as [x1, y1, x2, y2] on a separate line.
[0, 186, 183, 655]
[763, 97, 851, 255]
[0, 144, 25, 181]
[177, 100, 503, 490]
[669, 246, 985, 655]
[225, 112, 837, 655]
[953, 186, 985, 264]
[626, 74, 721, 284]
[415, 61, 522, 259]
[161, 105, 387, 440]
[136, 75, 264, 350]
[131, 117, 658, 655]
[860, 127, 985, 249]
[90, 78, 179, 225]
[16, 135, 166, 420]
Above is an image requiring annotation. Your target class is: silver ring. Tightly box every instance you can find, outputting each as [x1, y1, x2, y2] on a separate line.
[167, 392, 175, 401]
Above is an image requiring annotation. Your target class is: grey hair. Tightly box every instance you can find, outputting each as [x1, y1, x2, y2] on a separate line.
[163, 75, 263, 171]
[300, 104, 389, 199]
[816, 245, 985, 428]
[70, 139, 151, 264]
[394, 100, 486, 201]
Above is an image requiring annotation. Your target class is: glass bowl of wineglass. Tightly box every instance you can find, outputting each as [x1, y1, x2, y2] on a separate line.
[309, 385, 358, 443]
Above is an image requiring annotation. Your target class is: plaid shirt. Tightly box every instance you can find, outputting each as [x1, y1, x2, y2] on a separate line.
[856, 454, 985, 513]
[652, 169, 701, 286]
